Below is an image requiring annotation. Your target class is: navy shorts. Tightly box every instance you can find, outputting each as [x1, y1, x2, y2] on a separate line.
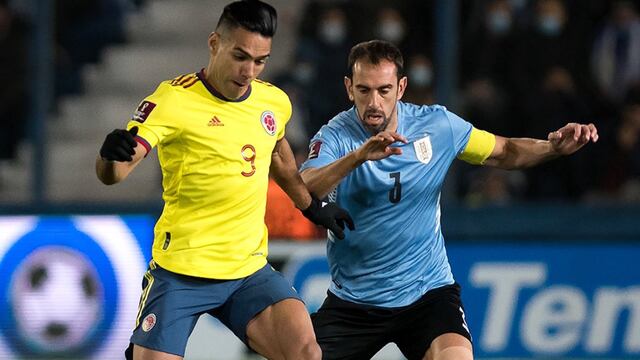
[128, 261, 301, 357]
[312, 283, 472, 360]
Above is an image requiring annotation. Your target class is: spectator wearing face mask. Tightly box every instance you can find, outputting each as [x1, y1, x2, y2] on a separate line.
[513, 0, 590, 114]
[294, 4, 354, 136]
[404, 54, 436, 105]
[591, 0, 640, 104]
[460, 0, 522, 137]
[374, 7, 414, 56]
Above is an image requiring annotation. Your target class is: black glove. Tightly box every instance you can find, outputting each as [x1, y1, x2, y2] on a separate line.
[302, 196, 355, 240]
[100, 127, 139, 161]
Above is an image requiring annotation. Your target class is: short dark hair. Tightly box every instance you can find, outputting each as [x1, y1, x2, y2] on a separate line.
[216, 0, 277, 37]
[347, 40, 404, 79]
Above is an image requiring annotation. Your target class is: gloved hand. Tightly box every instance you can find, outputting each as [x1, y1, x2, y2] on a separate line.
[302, 196, 355, 240]
[100, 127, 139, 161]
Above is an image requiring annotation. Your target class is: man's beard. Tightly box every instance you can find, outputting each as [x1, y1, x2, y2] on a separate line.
[361, 109, 390, 135]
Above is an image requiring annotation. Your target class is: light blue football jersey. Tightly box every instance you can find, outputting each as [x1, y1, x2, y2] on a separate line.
[300, 102, 473, 307]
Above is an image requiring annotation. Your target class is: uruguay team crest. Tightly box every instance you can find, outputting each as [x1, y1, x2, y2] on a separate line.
[413, 136, 432, 164]
[260, 111, 277, 136]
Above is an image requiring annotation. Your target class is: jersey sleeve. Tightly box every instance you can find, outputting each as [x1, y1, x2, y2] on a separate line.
[276, 93, 293, 141]
[444, 109, 473, 155]
[299, 125, 341, 171]
[443, 109, 496, 165]
[125, 82, 180, 154]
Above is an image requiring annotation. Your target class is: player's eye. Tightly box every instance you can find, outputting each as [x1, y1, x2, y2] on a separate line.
[233, 54, 247, 61]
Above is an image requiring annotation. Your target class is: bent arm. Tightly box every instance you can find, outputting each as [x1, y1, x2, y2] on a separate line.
[300, 152, 363, 199]
[301, 131, 406, 198]
[95, 145, 146, 185]
[269, 138, 312, 209]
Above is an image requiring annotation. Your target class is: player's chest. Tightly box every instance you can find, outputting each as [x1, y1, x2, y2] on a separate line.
[178, 103, 281, 151]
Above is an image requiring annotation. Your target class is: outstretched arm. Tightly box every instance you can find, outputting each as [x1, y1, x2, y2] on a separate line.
[300, 131, 407, 198]
[484, 123, 598, 169]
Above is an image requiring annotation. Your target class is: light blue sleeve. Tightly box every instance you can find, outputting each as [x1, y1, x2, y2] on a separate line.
[445, 110, 473, 155]
[299, 125, 341, 171]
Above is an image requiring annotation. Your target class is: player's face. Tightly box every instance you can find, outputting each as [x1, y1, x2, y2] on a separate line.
[345, 59, 407, 135]
[208, 27, 271, 99]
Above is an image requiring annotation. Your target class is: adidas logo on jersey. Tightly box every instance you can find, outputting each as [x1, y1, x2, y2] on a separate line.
[208, 116, 224, 126]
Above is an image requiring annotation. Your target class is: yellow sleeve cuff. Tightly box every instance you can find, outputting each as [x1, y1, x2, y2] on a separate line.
[458, 128, 496, 165]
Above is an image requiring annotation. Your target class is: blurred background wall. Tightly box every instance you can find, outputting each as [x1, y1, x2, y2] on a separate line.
[0, 0, 639, 359]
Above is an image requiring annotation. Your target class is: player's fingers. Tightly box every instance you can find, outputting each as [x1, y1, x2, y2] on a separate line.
[388, 147, 403, 155]
[380, 133, 396, 144]
[588, 123, 599, 142]
[123, 129, 138, 148]
[341, 212, 355, 230]
[330, 224, 345, 240]
[390, 132, 408, 143]
[113, 147, 133, 162]
[580, 125, 590, 143]
[572, 123, 582, 141]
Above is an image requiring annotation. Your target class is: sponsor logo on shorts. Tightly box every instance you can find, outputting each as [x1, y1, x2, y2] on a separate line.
[142, 313, 156, 332]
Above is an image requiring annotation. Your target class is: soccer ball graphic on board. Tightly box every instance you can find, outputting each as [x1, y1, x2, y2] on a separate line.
[9, 246, 103, 354]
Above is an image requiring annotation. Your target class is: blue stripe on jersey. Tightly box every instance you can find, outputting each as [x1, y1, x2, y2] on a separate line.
[300, 102, 473, 307]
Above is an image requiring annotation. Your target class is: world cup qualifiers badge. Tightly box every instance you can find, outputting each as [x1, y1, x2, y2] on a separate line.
[261, 111, 277, 136]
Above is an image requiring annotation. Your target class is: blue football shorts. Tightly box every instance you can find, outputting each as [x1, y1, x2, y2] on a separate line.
[128, 260, 302, 357]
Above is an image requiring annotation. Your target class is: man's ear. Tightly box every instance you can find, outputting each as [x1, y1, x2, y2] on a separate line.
[208, 32, 220, 53]
[344, 76, 354, 101]
[397, 76, 408, 100]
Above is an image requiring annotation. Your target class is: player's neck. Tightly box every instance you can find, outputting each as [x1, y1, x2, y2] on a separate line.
[386, 108, 399, 132]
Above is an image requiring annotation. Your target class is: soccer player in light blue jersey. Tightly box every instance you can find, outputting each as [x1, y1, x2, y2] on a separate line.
[300, 40, 598, 360]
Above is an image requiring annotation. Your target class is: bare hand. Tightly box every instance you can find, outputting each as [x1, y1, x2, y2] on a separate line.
[548, 123, 598, 155]
[355, 131, 408, 162]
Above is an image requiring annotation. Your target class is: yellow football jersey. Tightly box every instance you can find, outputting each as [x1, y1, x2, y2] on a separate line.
[126, 71, 292, 279]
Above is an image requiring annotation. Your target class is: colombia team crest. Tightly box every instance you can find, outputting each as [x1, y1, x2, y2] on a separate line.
[260, 111, 277, 136]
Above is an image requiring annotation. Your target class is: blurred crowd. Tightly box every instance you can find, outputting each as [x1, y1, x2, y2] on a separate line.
[2, 0, 640, 206]
[0, 0, 145, 170]
[273, 0, 640, 206]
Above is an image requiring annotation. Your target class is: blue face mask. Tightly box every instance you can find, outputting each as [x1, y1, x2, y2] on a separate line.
[537, 15, 562, 36]
[487, 11, 512, 35]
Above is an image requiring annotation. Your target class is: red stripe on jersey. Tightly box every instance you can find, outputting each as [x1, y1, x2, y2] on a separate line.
[135, 136, 151, 156]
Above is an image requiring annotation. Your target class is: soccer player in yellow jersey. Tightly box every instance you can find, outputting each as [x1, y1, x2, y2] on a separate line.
[96, 1, 353, 359]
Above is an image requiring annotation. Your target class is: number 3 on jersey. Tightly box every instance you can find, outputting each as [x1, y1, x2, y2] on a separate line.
[241, 144, 256, 177]
[389, 172, 402, 203]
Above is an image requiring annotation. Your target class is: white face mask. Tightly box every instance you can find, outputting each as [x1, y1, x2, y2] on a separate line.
[378, 20, 405, 43]
[409, 65, 433, 87]
[487, 11, 512, 35]
[319, 20, 346, 45]
[537, 14, 562, 36]
[293, 63, 314, 84]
